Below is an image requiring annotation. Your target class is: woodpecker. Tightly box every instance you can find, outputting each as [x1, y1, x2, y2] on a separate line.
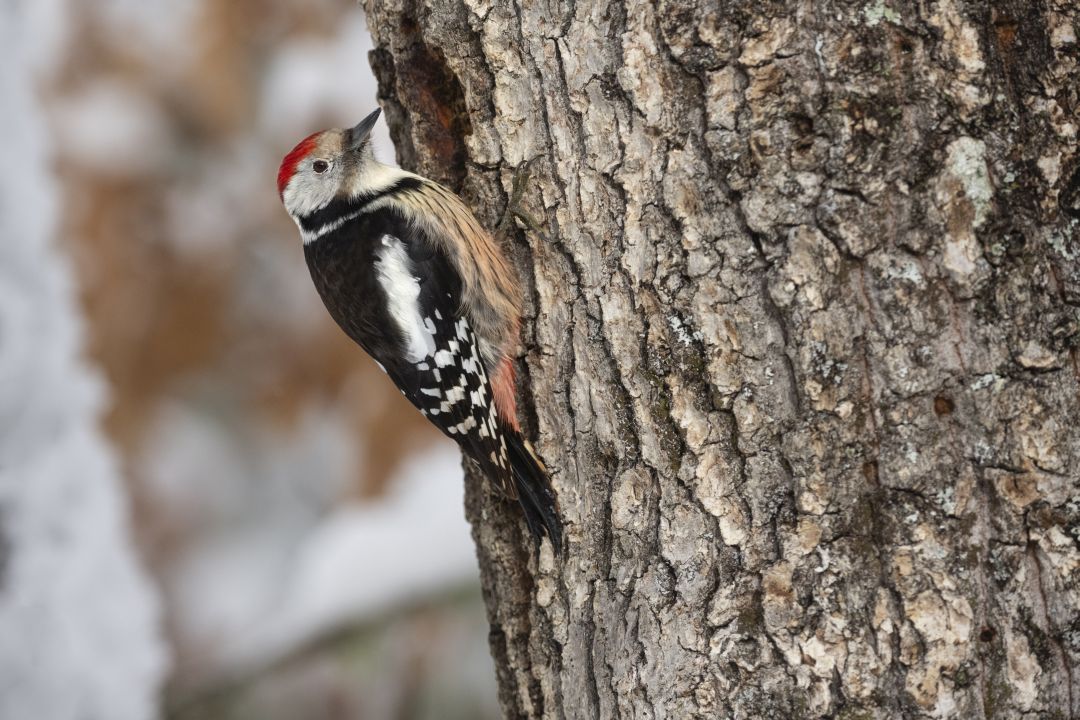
[278, 108, 562, 548]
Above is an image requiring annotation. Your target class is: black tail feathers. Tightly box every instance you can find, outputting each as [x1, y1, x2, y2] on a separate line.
[504, 430, 563, 552]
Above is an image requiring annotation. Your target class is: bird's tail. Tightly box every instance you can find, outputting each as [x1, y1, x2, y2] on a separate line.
[503, 427, 563, 551]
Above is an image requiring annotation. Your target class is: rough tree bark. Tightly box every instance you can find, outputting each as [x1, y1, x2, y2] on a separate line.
[363, 1, 1079, 717]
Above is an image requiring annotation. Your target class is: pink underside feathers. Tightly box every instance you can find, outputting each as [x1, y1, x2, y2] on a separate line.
[490, 356, 519, 432]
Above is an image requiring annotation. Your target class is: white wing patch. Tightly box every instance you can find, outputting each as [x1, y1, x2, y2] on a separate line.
[374, 235, 436, 363]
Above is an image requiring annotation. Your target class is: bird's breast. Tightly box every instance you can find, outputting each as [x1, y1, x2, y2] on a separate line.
[303, 214, 401, 361]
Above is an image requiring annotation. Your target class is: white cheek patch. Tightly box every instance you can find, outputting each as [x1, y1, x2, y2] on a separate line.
[284, 171, 338, 218]
[375, 235, 437, 363]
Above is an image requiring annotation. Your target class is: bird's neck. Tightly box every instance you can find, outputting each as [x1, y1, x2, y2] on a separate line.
[347, 161, 418, 198]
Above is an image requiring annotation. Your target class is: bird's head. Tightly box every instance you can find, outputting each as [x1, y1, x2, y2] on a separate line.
[277, 108, 386, 219]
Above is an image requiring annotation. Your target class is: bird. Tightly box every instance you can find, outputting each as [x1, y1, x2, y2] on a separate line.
[277, 108, 562, 549]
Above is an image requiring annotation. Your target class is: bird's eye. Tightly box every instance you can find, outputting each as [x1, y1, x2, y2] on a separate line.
[312, 160, 330, 174]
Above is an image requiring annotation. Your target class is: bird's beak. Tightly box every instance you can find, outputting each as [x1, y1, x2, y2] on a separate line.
[349, 108, 382, 150]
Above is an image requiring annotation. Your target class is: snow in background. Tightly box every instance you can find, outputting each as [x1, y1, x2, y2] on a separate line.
[51, 0, 478, 696]
[259, 9, 396, 162]
[111, 4, 478, 686]
[175, 441, 478, 676]
[141, 402, 475, 685]
[6, 0, 493, 714]
[0, 1, 167, 718]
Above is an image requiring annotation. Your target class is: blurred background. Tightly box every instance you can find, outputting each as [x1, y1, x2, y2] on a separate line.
[0, 0, 499, 718]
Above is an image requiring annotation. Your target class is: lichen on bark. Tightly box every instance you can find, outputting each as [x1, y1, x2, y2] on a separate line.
[363, 0, 1080, 717]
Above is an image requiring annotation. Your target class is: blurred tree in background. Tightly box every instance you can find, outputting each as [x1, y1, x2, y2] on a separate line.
[366, 0, 1080, 717]
[0, 3, 164, 718]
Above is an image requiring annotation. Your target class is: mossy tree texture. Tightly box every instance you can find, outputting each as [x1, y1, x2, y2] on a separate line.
[364, 1, 1079, 717]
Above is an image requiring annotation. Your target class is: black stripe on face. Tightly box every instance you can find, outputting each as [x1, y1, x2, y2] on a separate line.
[297, 177, 424, 234]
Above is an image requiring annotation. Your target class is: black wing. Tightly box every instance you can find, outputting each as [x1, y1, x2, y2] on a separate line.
[374, 229, 515, 496]
[386, 233, 562, 544]
[305, 207, 562, 545]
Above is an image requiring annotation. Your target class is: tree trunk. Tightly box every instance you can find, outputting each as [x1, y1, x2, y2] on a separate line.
[363, 1, 1080, 717]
